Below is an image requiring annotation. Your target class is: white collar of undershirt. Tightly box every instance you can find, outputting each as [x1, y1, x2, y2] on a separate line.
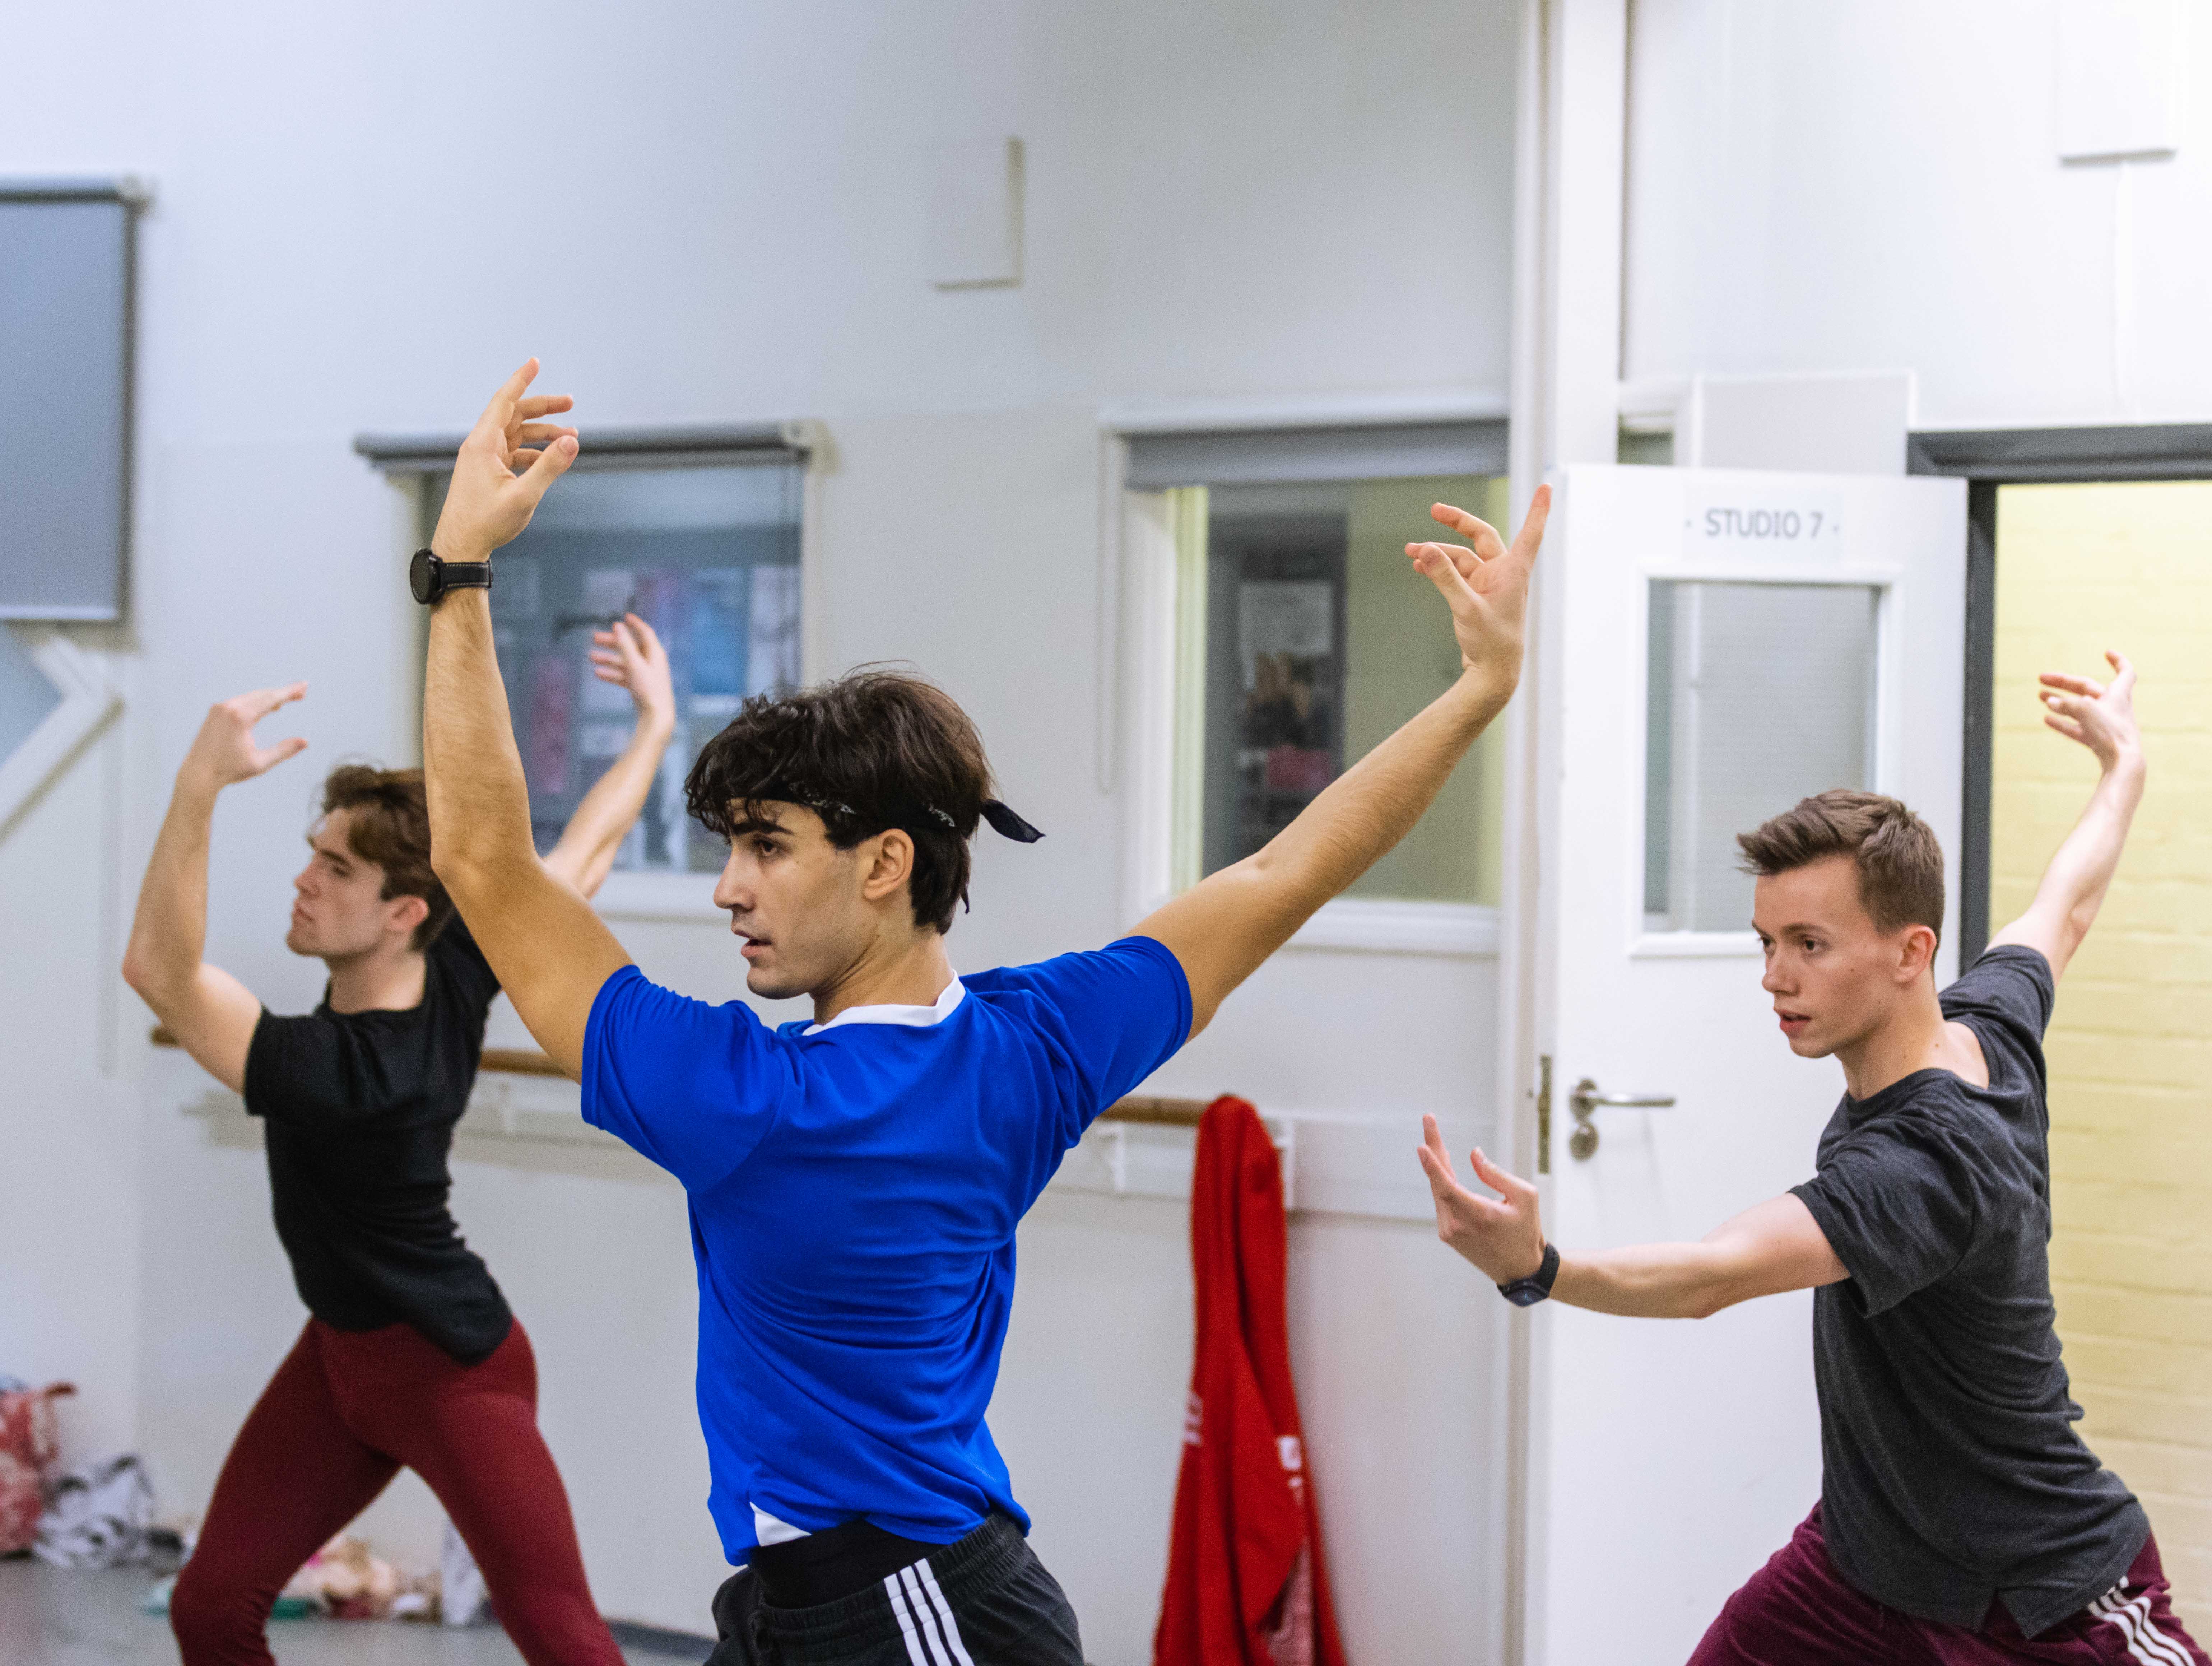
[802, 974, 965, 1036]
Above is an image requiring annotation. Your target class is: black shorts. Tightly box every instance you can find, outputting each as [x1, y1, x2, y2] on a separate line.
[705, 1512, 1084, 1666]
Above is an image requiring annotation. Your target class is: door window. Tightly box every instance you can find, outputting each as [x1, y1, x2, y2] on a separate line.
[1642, 580, 1879, 933]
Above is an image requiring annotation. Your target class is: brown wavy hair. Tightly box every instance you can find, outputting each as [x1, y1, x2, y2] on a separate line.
[320, 764, 455, 951]
[683, 668, 996, 934]
[1736, 789, 1944, 939]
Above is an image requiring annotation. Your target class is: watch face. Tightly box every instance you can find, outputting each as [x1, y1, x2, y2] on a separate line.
[409, 548, 440, 604]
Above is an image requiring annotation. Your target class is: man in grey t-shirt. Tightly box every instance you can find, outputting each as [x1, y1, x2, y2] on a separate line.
[1419, 656, 2207, 1664]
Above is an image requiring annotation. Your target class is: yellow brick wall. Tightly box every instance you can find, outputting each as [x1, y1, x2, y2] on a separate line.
[1991, 481, 2212, 1637]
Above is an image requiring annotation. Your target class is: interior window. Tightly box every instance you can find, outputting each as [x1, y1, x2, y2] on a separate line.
[1173, 474, 1508, 905]
[431, 463, 804, 875]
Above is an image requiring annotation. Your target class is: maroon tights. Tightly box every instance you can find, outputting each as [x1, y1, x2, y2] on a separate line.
[170, 1318, 623, 1666]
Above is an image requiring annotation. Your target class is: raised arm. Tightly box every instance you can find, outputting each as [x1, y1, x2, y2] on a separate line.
[121, 686, 310, 1092]
[1416, 1118, 1847, 1318]
[540, 612, 677, 900]
[1135, 487, 1549, 1034]
[1986, 652, 2147, 981]
[422, 361, 630, 1077]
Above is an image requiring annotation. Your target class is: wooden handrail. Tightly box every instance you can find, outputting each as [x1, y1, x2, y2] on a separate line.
[152, 1028, 1212, 1126]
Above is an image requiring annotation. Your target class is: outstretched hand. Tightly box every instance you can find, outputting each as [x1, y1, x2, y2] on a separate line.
[589, 613, 676, 739]
[2039, 652, 2142, 775]
[429, 358, 581, 565]
[182, 684, 309, 792]
[1405, 483, 1551, 685]
[1417, 1114, 1548, 1284]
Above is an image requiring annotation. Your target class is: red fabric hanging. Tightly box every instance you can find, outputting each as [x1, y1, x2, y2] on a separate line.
[1154, 1096, 1347, 1666]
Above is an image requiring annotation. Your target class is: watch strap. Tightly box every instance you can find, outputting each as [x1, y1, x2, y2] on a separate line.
[1498, 1241, 1561, 1307]
[411, 548, 494, 605]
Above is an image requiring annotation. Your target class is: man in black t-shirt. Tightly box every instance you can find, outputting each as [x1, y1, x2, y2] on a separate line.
[1419, 655, 2207, 1664]
[124, 614, 675, 1666]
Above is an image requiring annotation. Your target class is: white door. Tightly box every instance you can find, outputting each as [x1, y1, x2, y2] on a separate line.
[1517, 464, 1967, 1666]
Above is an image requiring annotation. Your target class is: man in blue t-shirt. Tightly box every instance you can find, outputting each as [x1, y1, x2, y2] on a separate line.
[408, 363, 1551, 1663]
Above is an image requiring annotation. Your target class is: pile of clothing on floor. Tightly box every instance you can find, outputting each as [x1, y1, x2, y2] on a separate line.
[143, 1526, 484, 1625]
[0, 1375, 163, 1569]
[4, 1369, 485, 1627]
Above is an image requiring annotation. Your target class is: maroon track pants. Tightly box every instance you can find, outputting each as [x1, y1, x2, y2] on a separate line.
[170, 1317, 623, 1666]
[1690, 1504, 2209, 1666]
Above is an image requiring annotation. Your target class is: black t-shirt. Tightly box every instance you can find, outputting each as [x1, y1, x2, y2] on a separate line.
[1790, 946, 2147, 1637]
[243, 920, 514, 1364]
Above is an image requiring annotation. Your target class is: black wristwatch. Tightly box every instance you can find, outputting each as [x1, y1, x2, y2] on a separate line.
[409, 548, 493, 605]
[1498, 1242, 1560, 1307]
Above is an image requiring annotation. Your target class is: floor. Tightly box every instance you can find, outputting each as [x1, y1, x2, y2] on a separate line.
[0, 1559, 703, 1665]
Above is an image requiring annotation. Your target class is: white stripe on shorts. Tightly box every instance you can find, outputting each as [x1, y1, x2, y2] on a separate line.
[896, 1562, 972, 1666]
[2089, 1581, 2192, 1666]
[912, 1558, 976, 1666]
[885, 1566, 940, 1666]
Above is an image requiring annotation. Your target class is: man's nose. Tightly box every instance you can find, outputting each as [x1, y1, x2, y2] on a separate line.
[711, 864, 745, 912]
[1762, 958, 1789, 994]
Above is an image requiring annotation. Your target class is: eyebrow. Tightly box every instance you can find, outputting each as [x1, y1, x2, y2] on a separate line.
[727, 816, 790, 840]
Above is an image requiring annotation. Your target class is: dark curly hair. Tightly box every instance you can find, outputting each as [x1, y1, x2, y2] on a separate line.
[683, 668, 996, 934]
[319, 764, 455, 951]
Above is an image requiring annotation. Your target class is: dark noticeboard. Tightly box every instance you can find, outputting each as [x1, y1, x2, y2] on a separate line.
[0, 181, 140, 621]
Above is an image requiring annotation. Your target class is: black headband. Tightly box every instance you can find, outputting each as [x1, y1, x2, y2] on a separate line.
[751, 786, 1043, 844]
[979, 800, 1044, 843]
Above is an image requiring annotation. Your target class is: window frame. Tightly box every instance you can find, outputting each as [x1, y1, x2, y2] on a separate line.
[1631, 571, 1892, 951]
[1109, 413, 1511, 959]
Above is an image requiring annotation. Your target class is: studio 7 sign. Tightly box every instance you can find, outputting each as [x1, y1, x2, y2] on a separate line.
[1683, 487, 1846, 559]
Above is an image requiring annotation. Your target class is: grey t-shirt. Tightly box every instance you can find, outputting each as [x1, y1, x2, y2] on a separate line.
[1790, 946, 2147, 1638]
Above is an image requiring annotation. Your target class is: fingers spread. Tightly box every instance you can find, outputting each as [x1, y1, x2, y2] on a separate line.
[2108, 651, 2137, 694]
[273, 736, 309, 764]
[244, 682, 308, 720]
[1430, 503, 1505, 560]
[1468, 1145, 1529, 1200]
[2037, 673, 2102, 698]
[515, 433, 579, 502]
[1509, 482, 1553, 566]
[516, 395, 575, 419]
[485, 358, 540, 426]
[1408, 542, 1481, 608]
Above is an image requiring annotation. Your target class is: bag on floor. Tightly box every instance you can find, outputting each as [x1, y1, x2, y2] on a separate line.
[0, 1381, 74, 1555]
[34, 1451, 155, 1568]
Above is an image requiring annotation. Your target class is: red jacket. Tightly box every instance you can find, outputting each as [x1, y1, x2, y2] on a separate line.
[1155, 1097, 1347, 1666]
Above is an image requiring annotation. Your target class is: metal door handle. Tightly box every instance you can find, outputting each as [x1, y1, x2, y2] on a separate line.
[1567, 1078, 1676, 1161]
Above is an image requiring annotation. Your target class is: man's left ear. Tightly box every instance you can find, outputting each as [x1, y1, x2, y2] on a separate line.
[860, 828, 916, 903]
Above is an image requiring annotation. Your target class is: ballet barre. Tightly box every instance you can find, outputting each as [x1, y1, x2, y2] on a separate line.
[152, 1028, 1214, 1128]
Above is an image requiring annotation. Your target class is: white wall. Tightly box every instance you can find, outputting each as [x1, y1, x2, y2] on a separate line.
[1625, 0, 2212, 429]
[0, 696, 137, 1473]
[1, 1, 1520, 1658]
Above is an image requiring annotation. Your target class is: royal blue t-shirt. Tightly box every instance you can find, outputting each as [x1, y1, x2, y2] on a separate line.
[580, 935, 1191, 1560]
